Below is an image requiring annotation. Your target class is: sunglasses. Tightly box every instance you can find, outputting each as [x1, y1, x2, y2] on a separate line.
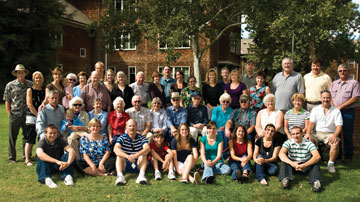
[338, 70, 348, 73]
[240, 100, 248, 103]
[73, 104, 82, 107]
[134, 100, 141, 103]
[222, 101, 230, 104]
[68, 79, 76, 82]
[320, 89, 330, 94]
[172, 98, 180, 101]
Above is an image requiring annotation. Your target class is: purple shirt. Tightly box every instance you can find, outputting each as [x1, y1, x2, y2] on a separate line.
[330, 78, 360, 109]
[81, 83, 111, 112]
[225, 82, 247, 108]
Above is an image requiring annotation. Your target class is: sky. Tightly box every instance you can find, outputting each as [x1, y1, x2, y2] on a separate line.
[242, 0, 360, 38]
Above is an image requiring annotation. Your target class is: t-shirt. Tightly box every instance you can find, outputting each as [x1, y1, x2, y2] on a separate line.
[284, 108, 310, 131]
[200, 135, 223, 162]
[170, 138, 197, 162]
[150, 141, 170, 160]
[255, 138, 280, 159]
[116, 133, 148, 155]
[230, 139, 248, 161]
[282, 138, 317, 163]
[37, 137, 68, 160]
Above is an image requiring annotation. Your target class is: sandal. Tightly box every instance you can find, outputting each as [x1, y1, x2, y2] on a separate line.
[25, 161, 33, 167]
[179, 178, 188, 183]
[260, 179, 269, 186]
[241, 171, 249, 182]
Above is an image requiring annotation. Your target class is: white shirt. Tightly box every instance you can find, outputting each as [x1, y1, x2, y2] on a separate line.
[309, 105, 343, 133]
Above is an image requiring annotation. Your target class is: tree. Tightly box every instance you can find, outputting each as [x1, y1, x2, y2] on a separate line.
[245, 0, 360, 77]
[90, 0, 244, 85]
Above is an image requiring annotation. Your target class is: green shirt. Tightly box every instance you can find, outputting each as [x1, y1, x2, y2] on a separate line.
[200, 135, 223, 162]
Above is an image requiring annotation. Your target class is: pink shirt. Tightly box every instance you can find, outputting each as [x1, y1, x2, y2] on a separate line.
[330, 79, 360, 109]
[81, 84, 111, 112]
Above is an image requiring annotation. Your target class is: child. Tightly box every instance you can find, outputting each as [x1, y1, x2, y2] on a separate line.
[61, 109, 83, 137]
[150, 132, 176, 180]
[62, 76, 74, 109]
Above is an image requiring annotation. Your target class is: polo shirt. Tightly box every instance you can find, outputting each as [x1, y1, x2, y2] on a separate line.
[37, 137, 68, 160]
[309, 105, 343, 133]
[282, 138, 317, 163]
[304, 71, 332, 102]
[116, 133, 148, 155]
[330, 78, 360, 109]
[160, 77, 176, 103]
[129, 82, 149, 104]
[284, 108, 310, 131]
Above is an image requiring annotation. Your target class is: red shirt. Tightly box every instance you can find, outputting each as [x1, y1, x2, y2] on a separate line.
[150, 141, 169, 160]
[107, 111, 130, 137]
[230, 139, 247, 161]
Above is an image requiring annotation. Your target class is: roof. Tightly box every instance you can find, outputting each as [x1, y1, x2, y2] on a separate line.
[61, 0, 92, 27]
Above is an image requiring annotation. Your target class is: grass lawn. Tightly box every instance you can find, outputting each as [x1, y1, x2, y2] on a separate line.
[0, 104, 360, 202]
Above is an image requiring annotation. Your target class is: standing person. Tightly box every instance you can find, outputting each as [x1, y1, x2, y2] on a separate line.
[149, 71, 166, 107]
[36, 125, 75, 188]
[46, 67, 65, 105]
[4, 64, 33, 164]
[304, 58, 332, 111]
[249, 71, 271, 112]
[111, 71, 134, 110]
[271, 57, 304, 112]
[180, 75, 202, 108]
[25, 71, 46, 166]
[104, 69, 115, 92]
[224, 69, 247, 109]
[170, 69, 187, 94]
[62, 73, 77, 109]
[87, 61, 105, 84]
[129, 71, 149, 108]
[241, 60, 256, 91]
[160, 66, 176, 104]
[218, 66, 230, 91]
[73, 71, 87, 98]
[202, 68, 223, 117]
[330, 64, 360, 163]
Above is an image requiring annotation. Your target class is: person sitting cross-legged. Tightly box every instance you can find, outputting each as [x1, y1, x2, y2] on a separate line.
[279, 126, 322, 192]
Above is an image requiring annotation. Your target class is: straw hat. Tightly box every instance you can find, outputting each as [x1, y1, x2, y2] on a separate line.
[11, 64, 29, 76]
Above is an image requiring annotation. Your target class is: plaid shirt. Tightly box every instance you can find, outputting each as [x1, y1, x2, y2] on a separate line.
[125, 107, 151, 133]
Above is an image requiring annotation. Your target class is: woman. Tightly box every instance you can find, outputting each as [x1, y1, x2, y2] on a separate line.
[202, 68, 223, 116]
[229, 125, 253, 183]
[110, 71, 134, 110]
[170, 69, 187, 94]
[78, 118, 111, 176]
[73, 71, 87, 97]
[24, 71, 46, 166]
[255, 94, 285, 144]
[211, 93, 233, 131]
[108, 97, 130, 144]
[200, 121, 231, 184]
[104, 69, 115, 92]
[249, 71, 270, 112]
[180, 75, 202, 107]
[46, 67, 65, 105]
[149, 72, 166, 107]
[149, 97, 167, 140]
[224, 69, 247, 109]
[253, 124, 281, 185]
[62, 73, 77, 109]
[284, 93, 310, 139]
[170, 123, 201, 184]
[89, 97, 108, 135]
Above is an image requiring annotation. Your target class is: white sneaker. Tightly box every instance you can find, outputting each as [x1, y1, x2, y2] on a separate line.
[45, 177, 58, 188]
[115, 175, 127, 185]
[155, 170, 161, 180]
[64, 175, 74, 186]
[136, 175, 147, 184]
[327, 164, 336, 173]
[168, 170, 176, 180]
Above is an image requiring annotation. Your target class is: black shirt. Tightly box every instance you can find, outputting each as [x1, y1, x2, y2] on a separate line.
[110, 85, 134, 110]
[255, 138, 280, 159]
[202, 83, 223, 106]
[170, 138, 197, 162]
[37, 137, 68, 160]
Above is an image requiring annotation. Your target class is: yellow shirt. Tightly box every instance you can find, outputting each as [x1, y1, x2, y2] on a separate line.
[304, 71, 332, 102]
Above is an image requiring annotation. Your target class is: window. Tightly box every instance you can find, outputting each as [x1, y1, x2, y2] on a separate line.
[80, 48, 86, 57]
[230, 32, 240, 55]
[113, 0, 136, 11]
[114, 34, 136, 50]
[158, 35, 191, 49]
[158, 66, 190, 81]
[128, 66, 136, 83]
[54, 33, 63, 47]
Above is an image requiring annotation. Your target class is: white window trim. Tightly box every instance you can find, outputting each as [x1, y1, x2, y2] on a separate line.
[114, 34, 136, 51]
[158, 66, 190, 79]
[80, 48, 86, 58]
[158, 34, 191, 50]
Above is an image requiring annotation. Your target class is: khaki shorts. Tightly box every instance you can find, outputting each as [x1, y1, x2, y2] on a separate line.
[311, 132, 340, 145]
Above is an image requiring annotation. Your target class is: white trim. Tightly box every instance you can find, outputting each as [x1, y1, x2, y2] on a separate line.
[80, 48, 86, 57]
[114, 34, 137, 51]
[158, 34, 191, 49]
[128, 66, 137, 83]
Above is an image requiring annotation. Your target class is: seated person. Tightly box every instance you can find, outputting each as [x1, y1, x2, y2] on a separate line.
[253, 124, 281, 186]
[171, 123, 200, 184]
[279, 126, 322, 192]
[187, 91, 208, 141]
[36, 125, 75, 188]
[166, 92, 187, 139]
[108, 97, 130, 144]
[114, 119, 150, 185]
[61, 109, 83, 137]
[89, 97, 108, 135]
[150, 132, 175, 180]
[77, 118, 112, 176]
[200, 121, 231, 184]
[229, 125, 253, 183]
[149, 97, 168, 141]
[305, 90, 342, 173]
[211, 93, 233, 131]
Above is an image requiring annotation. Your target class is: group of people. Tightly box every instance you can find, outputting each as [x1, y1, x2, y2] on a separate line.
[3, 57, 359, 192]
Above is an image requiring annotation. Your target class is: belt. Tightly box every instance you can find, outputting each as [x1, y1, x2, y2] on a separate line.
[306, 100, 321, 105]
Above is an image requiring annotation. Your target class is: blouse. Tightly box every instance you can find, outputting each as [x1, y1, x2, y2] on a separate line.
[149, 83, 166, 106]
[250, 85, 266, 112]
[80, 135, 110, 166]
[224, 82, 247, 109]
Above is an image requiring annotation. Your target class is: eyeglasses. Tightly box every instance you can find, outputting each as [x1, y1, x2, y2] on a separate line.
[193, 97, 201, 100]
[338, 70, 348, 73]
[320, 89, 330, 94]
[172, 98, 180, 101]
[68, 79, 76, 82]
[240, 100, 248, 103]
[134, 100, 141, 103]
[222, 101, 230, 104]
[73, 104, 82, 107]
[153, 102, 161, 105]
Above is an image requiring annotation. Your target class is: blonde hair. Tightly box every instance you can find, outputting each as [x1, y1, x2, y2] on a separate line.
[263, 93, 276, 107]
[32, 71, 44, 83]
[205, 68, 218, 84]
[115, 71, 127, 84]
[291, 93, 305, 103]
[104, 69, 115, 83]
[230, 69, 240, 82]
[88, 118, 103, 132]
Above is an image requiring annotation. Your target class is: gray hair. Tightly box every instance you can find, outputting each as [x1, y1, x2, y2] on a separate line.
[219, 93, 231, 103]
[131, 95, 141, 103]
[47, 90, 59, 98]
[152, 97, 162, 107]
[115, 71, 127, 83]
[282, 57, 293, 64]
[66, 73, 78, 83]
[263, 93, 276, 107]
[69, 97, 84, 108]
[338, 63, 350, 70]
[113, 96, 125, 108]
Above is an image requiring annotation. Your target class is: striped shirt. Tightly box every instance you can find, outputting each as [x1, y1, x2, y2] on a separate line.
[282, 138, 316, 162]
[116, 133, 148, 155]
[284, 108, 310, 131]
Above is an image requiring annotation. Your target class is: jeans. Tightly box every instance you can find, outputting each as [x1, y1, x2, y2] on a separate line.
[229, 157, 251, 180]
[340, 109, 355, 159]
[218, 131, 229, 159]
[255, 162, 278, 181]
[201, 162, 231, 181]
[36, 152, 74, 183]
[278, 161, 322, 184]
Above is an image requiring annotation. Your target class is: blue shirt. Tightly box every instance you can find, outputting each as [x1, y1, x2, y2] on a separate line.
[166, 106, 187, 128]
[187, 104, 208, 126]
[36, 104, 65, 138]
[211, 105, 233, 128]
[61, 117, 83, 135]
[200, 135, 223, 161]
[73, 85, 82, 97]
[88, 109, 108, 135]
[116, 133, 148, 155]
[160, 77, 176, 103]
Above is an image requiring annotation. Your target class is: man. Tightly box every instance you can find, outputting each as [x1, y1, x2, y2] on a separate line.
[160, 66, 176, 104]
[3, 64, 33, 164]
[271, 58, 304, 112]
[87, 61, 105, 84]
[279, 126, 322, 192]
[36, 125, 75, 188]
[304, 58, 332, 111]
[36, 90, 65, 139]
[305, 90, 343, 173]
[218, 66, 230, 91]
[129, 71, 149, 107]
[330, 64, 360, 163]
[114, 119, 150, 185]
[81, 71, 111, 112]
[187, 91, 208, 141]
[166, 92, 187, 138]
[241, 60, 256, 91]
[125, 95, 152, 140]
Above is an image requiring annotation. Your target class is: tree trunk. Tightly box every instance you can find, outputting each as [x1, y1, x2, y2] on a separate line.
[192, 37, 202, 88]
